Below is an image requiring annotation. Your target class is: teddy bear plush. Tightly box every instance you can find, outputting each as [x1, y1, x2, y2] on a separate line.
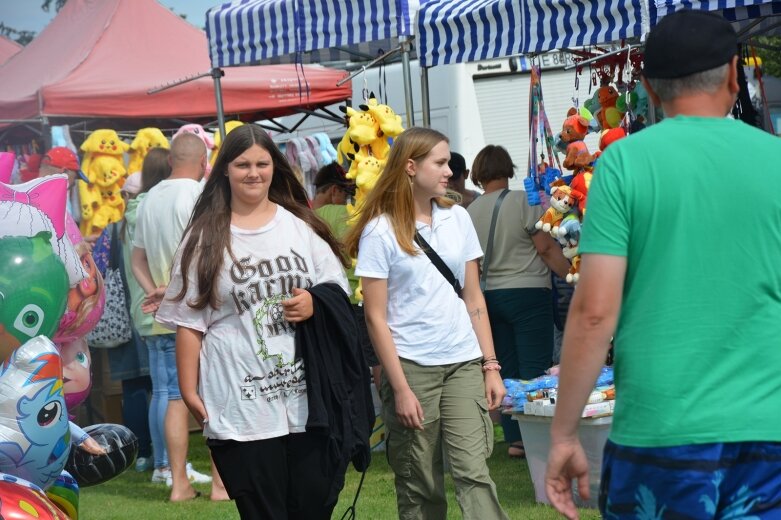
[535, 184, 582, 237]
[596, 84, 624, 130]
[559, 108, 594, 174]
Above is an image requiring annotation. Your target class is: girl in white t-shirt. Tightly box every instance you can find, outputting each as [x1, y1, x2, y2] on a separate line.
[155, 125, 349, 520]
[345, 127, 509, 519]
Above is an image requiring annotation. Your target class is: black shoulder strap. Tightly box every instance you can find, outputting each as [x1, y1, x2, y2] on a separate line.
[414, 230, 462, 298]
[480, 189, 510, 291]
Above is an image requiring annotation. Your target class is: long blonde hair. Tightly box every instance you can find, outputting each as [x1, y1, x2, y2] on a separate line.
[345, 127, 454, 257]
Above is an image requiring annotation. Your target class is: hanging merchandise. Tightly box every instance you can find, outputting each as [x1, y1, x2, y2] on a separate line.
[210, 121, 244, 167]
[78, 130, 129, 237]
[524, 64, 564, 207]
[128, 128, 170, 175]
[338, 91, 404, 224]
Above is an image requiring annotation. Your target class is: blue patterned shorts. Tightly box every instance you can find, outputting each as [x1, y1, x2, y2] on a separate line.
[600, 439, 781, 519]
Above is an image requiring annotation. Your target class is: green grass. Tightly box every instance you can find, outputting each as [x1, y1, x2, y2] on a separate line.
[78, 430, 601, 519]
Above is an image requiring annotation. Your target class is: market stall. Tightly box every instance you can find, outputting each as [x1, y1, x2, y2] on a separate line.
[205, 0, 422, 127]
[0, 35, 21, 65]
[0, 0, 351, 145]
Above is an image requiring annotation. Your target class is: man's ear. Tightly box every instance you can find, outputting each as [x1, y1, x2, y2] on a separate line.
[641, 76, 662, 108]
[727, 55, 740, 96]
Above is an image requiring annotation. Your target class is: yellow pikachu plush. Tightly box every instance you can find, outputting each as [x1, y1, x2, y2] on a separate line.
[359, 94, 405, 138]
[128, 128, 169, 174]
[210, 121, 244, 166]
[340, 106, 380, 146]
[80, 129, 129, 183]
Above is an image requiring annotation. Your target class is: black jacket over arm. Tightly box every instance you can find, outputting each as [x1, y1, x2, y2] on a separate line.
[295, 282, 375, 506]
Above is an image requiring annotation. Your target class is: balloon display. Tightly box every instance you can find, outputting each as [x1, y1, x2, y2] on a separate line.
[65, 424, 138, 487]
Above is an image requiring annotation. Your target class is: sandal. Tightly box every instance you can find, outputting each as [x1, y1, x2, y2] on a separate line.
[508, 442, 526, 459]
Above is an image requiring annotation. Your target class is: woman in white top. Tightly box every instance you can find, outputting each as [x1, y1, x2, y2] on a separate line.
[155, 124, 350, 520]
[345, 127, 509, 519]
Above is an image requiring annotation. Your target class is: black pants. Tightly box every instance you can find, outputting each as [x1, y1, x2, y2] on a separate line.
[208, 432, 336, 520]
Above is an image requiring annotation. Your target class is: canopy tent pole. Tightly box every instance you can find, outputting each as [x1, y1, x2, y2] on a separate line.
[401, 36, 415, 127]
[211, 68, 227, 141]
[336, 47, 403, 86]
[421, 66, 431, 127]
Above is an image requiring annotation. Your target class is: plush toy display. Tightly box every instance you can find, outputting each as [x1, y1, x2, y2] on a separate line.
[127, 128, 169, 174]
[557, 214, 582, 284]
[559, 108, 594, 174]
[535, 184, 582, 237]
[210, 121, 244, 166]
[595, 84, 624, 130]
[78, 154, 127, 236]
[79, 130, 129, 185]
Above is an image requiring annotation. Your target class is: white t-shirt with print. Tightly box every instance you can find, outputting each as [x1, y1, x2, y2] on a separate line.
[355, 203, 483, 366]
[133, 178, 202, 288]
[155, 206, 349, 441]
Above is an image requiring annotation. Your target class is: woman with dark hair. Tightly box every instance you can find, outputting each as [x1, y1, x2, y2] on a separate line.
[107, 147, 172, 475]
[467, 145, 570, 458]
[345, 127, 508, 520]
[155, 124, 350, 519]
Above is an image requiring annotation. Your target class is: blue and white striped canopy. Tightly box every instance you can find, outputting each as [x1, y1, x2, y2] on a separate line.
[416, 0, 646, 67]
[206, 0, 420, 68]
[650, 0, 781, 23]
[416, 0, 780, 67]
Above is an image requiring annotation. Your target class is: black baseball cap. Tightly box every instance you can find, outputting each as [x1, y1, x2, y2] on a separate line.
[448, 152, 467, 180]
[314, 162, 354, 193]
[643, 10, 737, 80]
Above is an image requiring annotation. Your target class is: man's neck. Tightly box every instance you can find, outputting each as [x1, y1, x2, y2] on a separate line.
[168, 166, 200, 181]
[660, 92, 733, 119]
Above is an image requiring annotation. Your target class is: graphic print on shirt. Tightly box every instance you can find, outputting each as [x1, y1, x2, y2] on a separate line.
[228, 248, 313, 400]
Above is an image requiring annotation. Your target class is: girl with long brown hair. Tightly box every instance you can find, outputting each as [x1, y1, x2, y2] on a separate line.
[156, 124, 350, 519]
[345, 127, 509, 519]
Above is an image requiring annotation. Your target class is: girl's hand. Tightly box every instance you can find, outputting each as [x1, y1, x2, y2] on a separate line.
[484, 370, 506, 410]
[282, 288, 313, 322]
[183, 392, 209, 428]
[394, 388, 425, 431]
[79, 435, 107, 455]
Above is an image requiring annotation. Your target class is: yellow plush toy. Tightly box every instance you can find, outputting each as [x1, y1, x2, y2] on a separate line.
[80, 129, 129, 184]
[210, 121, 244, 166]
[359, 94, 404, 138]
[128, 127, 169, 174]
[79, 155, 127, 235]
[341, 106, 380, 146]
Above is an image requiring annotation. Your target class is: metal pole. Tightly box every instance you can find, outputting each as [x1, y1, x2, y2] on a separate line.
[336, 46, 403, 86]
[211, 68, 227, 141]
[401, 36, 415, 128]
[421, 66, 431, 128]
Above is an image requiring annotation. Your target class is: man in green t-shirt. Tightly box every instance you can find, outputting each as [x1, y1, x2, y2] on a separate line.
[546, 11, 781, 520]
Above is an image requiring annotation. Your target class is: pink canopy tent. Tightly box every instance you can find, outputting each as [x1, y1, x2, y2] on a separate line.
[0, 36, 21, 65]
[0, 0, 350, 139]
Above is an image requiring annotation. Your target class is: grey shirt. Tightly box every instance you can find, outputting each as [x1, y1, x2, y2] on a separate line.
[467, 190, 550, 290]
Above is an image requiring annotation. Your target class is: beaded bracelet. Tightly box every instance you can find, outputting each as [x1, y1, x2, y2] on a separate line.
[482, 363, 502, 373]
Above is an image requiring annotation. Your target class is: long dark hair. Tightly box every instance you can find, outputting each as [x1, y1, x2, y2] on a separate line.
[174, 124, 347, 310]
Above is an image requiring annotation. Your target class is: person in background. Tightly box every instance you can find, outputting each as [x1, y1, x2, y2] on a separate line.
[546, 12, 781, 519]
[39, 146, 87, 225]
[312, 163, 381, 382]
[131, 133, 223, 501]
[346, 127, 508, 520]
[446, 152, 480, 208]
[105, 168, 156, 473]
[156, 124, 352, 519]
[467, 145, 570, 458]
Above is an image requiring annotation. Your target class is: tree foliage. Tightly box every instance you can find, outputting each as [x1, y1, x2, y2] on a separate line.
[750, 36, 781, 78]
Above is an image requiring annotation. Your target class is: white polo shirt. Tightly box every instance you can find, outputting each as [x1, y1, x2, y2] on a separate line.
[355, 203, 484, 366]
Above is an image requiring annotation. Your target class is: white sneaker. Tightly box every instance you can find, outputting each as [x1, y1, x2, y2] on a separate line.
[151, 467, 171, 483]
[135, 457, 153, 472]
[165, 463, 212, 487]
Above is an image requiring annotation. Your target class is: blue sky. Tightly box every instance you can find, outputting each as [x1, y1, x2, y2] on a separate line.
[0, 0, 220, 34]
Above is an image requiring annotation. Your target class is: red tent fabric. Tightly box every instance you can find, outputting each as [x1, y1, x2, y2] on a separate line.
[0, 0, 350, 123]
[0, 36, 21, 65]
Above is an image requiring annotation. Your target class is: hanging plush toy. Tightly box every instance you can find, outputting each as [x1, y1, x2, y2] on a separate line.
[79, 130, 129, 185]
[210, 121, 244, 166]
[359, 94, 404, 138]
[596, 84, 624, 130]
[78, 155, 127, 236]
[127, 128, 169, 174]
[535, 184, 582, 237]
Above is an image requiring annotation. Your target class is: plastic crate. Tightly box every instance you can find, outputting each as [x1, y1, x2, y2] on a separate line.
[512, 413, 612, 508]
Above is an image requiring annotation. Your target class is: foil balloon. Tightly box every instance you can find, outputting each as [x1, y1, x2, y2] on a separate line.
[0, 472, 69, 520]
[45, 470, 79, 520]
[65, 424, 138, 487]
[58, 338, 92, 413]
[0, 336, 71, 489]
[0, 151, 15, 184]
[52, 215, 105, 344]
[0, 174, 88, 286]
[0, 233, 69, 362]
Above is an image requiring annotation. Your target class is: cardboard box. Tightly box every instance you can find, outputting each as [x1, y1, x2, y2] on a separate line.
[512, 413, 612, 509]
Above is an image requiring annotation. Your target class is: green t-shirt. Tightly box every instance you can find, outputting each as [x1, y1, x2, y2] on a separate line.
[315, 204, 359, 303]
[580, 115, 781, 447]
